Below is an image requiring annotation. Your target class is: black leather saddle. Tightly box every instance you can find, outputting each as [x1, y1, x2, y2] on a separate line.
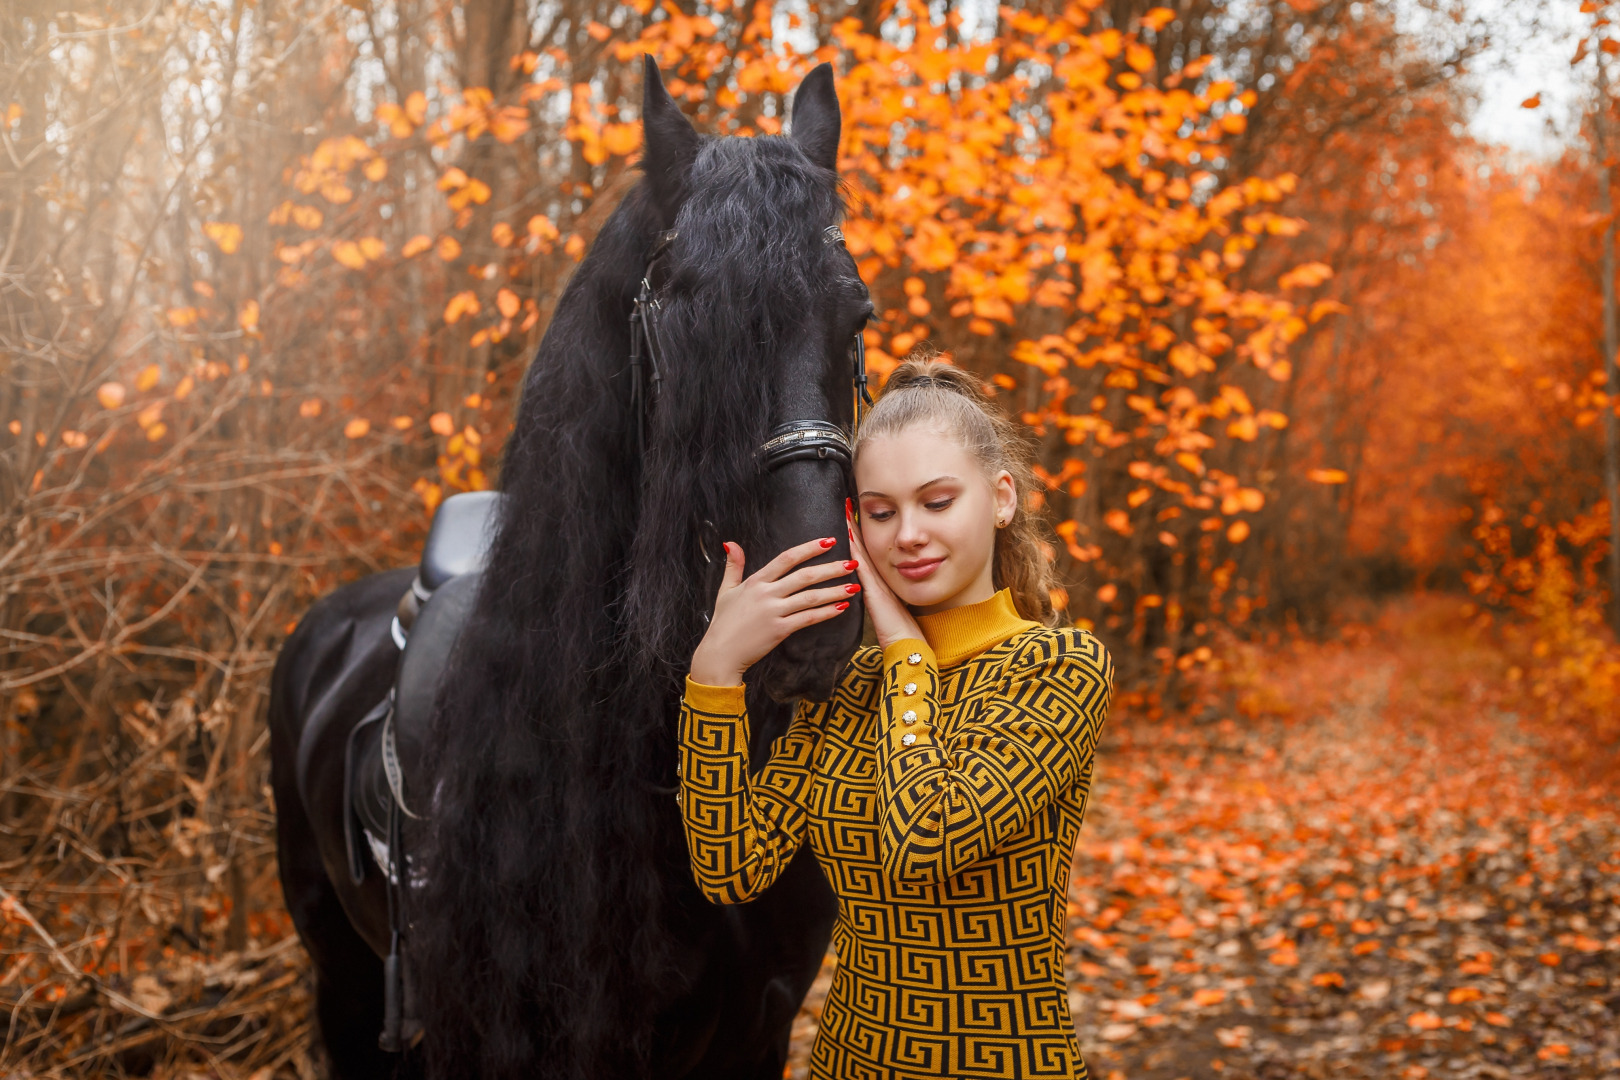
[342, 490, 504, 886]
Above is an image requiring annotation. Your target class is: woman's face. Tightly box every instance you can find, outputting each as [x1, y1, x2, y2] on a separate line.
[855, 425, 1017, 615]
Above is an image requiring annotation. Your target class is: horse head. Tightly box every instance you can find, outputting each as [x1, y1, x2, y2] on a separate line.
[627, 57, 871, 702]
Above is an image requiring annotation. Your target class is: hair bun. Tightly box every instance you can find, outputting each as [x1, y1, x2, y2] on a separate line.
[884, 353, 986, 402]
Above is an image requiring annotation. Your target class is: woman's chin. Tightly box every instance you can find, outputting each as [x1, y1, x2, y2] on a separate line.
[897, 577, 970, 614]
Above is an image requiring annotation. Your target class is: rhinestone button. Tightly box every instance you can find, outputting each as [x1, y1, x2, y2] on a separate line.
[900, 732, 917, 746]
[901, 710, 918, 723]
[903, 682, 917, 695]
[906, 652, 922, 665]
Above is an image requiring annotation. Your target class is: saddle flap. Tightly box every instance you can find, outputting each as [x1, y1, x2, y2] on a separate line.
[419, 491, 505, 592]
[391, 570, 484, 808]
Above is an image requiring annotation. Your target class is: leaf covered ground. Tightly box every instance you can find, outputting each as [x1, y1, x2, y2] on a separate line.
[789, 598, 1620, 1079]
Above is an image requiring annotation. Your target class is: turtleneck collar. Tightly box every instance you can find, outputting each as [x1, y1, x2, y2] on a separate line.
[914, 588, 1040, 668]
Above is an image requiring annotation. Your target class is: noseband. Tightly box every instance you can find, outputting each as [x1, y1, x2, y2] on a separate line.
[627, 225, 873, 467]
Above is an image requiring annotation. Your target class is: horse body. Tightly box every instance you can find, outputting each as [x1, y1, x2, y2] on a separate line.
[270, 59, 867, 1079]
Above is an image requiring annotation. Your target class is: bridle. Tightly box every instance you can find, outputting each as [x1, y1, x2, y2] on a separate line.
[627, 224, 874, 468]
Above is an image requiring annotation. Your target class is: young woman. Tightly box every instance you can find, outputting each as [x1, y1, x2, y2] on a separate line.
[681, 358, 1115, 1079]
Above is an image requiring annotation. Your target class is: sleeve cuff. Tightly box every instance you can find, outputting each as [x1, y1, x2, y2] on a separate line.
[882, 638, 935, 671]
[684, 676, 749, 716]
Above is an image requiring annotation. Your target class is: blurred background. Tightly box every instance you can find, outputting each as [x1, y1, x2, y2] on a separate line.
[3, 0, 1617, 1076]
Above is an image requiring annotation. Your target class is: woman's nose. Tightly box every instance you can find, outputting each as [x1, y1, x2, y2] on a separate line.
[895, 509, 927, 549]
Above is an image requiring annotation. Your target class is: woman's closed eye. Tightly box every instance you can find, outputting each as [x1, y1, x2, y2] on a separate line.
[925, 497, 955, 512]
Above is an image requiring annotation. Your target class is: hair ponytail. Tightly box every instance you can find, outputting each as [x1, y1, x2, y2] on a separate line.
[854, 352, 1058, 625]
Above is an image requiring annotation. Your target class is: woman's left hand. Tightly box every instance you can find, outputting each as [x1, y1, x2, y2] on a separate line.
[846, 503, 924, 648]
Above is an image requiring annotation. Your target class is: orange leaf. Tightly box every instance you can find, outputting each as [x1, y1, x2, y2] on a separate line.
[344, 418, 370, 439]
[97, 382, 126, 409]
[238, 299, 260, 332]
[135, 365, 162, 392]
[437, 235, 462, 261]
[1191, 988, 1226, 1006]
[429, 412, 455, 436]
[1521, 94, 1542, 109]
[496, 288, 521, 319]
[1226, 520, 1250, 543]
[1227, 415, 1258, 441]
[404, 91, 427, 125]
[204, 221, 242, 254]
[1307, 468, 1348, 484]
[1407, 1011, 1442, 1031]
[332, 241, 367, 270]
[444, 291, 481, 324]
[601, 122, 641, 157]
[402, 234, 432, 258]
[1141, 7, 1175, 31]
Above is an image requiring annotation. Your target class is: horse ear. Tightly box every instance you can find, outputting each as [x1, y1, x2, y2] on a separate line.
[641, 55, 700, 218]
[789, 62, 840, 171]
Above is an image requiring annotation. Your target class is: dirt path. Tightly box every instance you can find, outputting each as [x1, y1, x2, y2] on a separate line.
[787, 599, 1620, 1079]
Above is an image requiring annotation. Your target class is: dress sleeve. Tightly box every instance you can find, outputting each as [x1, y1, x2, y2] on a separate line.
[876, 630, 1114, 884]
[678, 678, 827, 904]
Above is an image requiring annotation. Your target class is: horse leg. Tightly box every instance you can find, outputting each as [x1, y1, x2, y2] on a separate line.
[272, 732, 394, 1079]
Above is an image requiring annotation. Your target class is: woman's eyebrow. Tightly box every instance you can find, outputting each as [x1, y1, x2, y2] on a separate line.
[858, 476, 959, 500]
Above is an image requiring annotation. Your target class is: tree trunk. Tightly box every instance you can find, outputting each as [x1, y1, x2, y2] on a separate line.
[1596, 59, 1620, 635]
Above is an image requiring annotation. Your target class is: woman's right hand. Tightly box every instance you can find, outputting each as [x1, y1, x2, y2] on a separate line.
[688, 538, 861, 687]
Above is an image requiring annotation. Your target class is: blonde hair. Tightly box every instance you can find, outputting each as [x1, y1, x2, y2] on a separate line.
[853, 354, 1057, 625]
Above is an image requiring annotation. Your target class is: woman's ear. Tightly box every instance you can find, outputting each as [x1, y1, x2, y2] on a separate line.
[993, 470, 1018, 527]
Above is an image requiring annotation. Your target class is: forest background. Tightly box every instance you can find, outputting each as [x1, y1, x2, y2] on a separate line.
[3, 0, 1619, 1076]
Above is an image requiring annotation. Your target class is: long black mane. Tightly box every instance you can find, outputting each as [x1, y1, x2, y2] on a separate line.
[412, 134, 845, 1079]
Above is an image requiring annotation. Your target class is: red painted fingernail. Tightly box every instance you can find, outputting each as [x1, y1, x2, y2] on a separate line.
[722, 542, 731, 555]
[845, 498, 852, 514]
[845, 583, 861, 594]
[844, 560, 858, 571]
[835, 601, 850, 611]
[819, 538, 836, 549]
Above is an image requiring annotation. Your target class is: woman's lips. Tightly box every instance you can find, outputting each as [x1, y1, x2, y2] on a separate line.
[895, 557, 944, 581]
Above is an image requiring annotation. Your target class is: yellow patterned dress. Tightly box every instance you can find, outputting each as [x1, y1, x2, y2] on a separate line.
[679, 589, 1114, 1079]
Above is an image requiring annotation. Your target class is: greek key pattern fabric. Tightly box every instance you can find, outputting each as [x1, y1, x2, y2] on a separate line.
[680, 625, 1113, 1079]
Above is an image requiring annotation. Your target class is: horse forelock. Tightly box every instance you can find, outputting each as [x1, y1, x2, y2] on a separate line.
[414, 137, 842, 1080]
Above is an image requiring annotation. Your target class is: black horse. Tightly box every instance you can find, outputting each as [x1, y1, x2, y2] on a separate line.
[268, 58, 873, 1080]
